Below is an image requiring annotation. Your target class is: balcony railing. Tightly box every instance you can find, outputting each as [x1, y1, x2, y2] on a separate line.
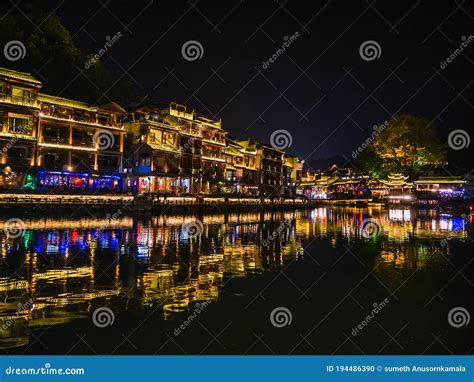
[42, 137, 69, 144]
[71, 140, 95, 149]
[11, 96, 35, 106]
[41, 110, 122, 128]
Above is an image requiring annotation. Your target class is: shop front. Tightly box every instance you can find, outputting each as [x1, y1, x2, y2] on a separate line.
[37, 171, 122, 192]
[137, 176, 180, 194]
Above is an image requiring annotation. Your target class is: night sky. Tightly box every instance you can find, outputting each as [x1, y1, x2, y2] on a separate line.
[13, 1, 474, 165]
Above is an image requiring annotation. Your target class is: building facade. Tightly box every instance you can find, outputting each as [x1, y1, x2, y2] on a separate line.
[235, 140, 285, 197]
[37, 95, 125, 191]
[224, 139, 259, 195]
[125, 103, 236, 195]
[0, 67, 125, 192]
[283, 154, 303, 197]
[0, 68, 41, 189]
[124, 104, 182, 194]
[1, 67, 305, 196]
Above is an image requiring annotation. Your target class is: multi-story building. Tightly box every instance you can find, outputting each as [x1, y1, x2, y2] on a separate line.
[124, 104, 181, 194]
[224, 139, 259, 195]
[283, 154, 303, 197]
[160, 103, 203, 194]
[161, 102, 227, 195]
[37, 95, 125, 191]
[0, 67, 125, 192]
[1, 67, 304, 197]
[255, 141, 284, 196]
[414, 176, 466, 201]
[125, 102, 229, 195]
[368, 173, 413, 201]
[0, 67, 41, 189]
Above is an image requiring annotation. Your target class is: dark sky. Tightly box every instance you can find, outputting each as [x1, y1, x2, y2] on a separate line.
[23, 1, 474, 164]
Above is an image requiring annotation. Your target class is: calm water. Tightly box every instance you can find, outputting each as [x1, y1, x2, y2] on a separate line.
[0, 207, 472, 354]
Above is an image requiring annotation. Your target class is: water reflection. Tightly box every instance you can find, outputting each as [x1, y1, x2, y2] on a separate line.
[0, 207, 471, 349]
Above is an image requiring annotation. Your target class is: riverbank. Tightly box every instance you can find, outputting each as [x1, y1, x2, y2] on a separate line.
[0, 193, 471, 215]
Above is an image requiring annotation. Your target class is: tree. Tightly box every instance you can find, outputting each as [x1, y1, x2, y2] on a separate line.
[0, 3, 140, 106]
[354, 147, 383, 176]
[356, 115, 447, 177]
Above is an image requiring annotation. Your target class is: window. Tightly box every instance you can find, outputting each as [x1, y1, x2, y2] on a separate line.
[7, 147, 30, 158]
[8, 117, 33, 135]
[112, 134, 120, 150]
[42, 124, 68, 143]
[99, 155, 119, 170]
[153, 155, 167, 172]
[6, 147, 31, 165]
[72, 129, 94, 147]
[73, 109, 93, 122]
[41, 150, 68, 170]
[12, 88, 32, 104]
[98, 114, 111, 125]
[163, 131, 175, 146]
[0, 83, 5, 103]
[72, 152, 94, 170]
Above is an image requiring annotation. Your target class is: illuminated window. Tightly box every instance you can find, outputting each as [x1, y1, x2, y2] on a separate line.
[72, 128, 94, 147]
[12, 87, 32, 104]
[163, 131, 175, 146]
[43, 124, 68, 143]
[8, 116, 32, 134]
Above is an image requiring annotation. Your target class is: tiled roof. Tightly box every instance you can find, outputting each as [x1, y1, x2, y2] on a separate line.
[38, 93, 95, 111]
[0, 67, 42, 85]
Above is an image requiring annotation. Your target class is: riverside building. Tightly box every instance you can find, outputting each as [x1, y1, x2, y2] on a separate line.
[0, 67, 303, 196]
[0, 67, 125, 192]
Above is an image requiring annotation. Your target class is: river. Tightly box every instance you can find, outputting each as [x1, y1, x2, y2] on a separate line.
[0, 207, 472, 354]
